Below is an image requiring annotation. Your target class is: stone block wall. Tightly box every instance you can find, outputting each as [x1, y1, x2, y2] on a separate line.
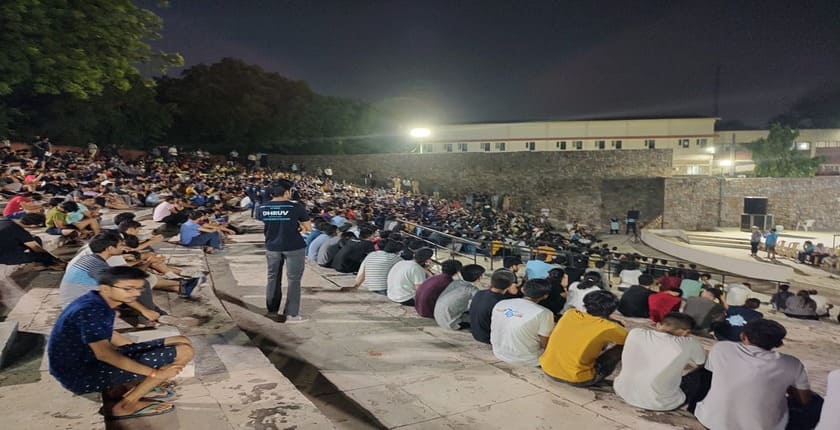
[664, 176, 840, 231]
[270, 150, 673, 228]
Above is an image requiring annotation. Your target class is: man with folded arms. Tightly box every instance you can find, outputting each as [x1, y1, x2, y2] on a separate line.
[49, 266, 194, 420]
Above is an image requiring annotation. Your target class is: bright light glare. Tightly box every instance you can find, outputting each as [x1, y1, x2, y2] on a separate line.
[409, 128, 431, 138]
[706, 147, 716, 154]
[797, 142, 809, 150]
[718, 159, 733, 167]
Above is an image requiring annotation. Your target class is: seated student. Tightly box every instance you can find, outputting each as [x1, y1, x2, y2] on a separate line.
[345, 237, 403, 293]
[307, 223, 336, 261]
[415, 259, 463, 318]
[490, 279, 555, 366]
[797, 240, 815, 264]
[724, 282, 752, 307]
[0, 216, 63, 269]
[48, 266, 195, 420]
[683, 288, 727, 334]
[714, 298, 763, 342]
[679, 275, 704, 298]
[784, 290, 820, 320]
[540, 290, 627, 386]
[64, 199, 101, 237]
[695, 319, 824, 430]
[561, 276, 601, 314]
[434, 264, 486, 330]
[617, 274, 656, 318]
[386, 247, 433, 306]
[658, 268, 682, 292]
[614, 312, 708, 411]
[524, 253, 554, 280]
[541, 268, 568, 317]
[470, 270, 518, 344]
[811, 243, 830, 266]
[817, 369, 840, 430]
[771, 284, 795, 311]
[152, 195, 186, 227]
[699, 273, 714, 289]
[500, 255, 523, 285]
[303, 220, 326, 256]
[648, 289, 684, 323]
[179, 211, 223, 253]
[318, 230, 353, 267]
[584, 260, 610, 290]
[809, 290, 834, 318]
[44, 197, 79, 239]
[332, 225, 377, 273]
[616, 263, 642, 291]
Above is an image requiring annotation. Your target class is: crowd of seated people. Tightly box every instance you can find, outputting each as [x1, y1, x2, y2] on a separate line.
[3, 139, 839, 428]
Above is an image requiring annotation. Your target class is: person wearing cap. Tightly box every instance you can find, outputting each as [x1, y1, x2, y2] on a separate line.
[386, 247, 434, 306]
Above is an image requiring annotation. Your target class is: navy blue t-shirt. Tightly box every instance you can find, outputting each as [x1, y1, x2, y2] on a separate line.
[259, 200, 310, 252]
[48, 291, 115, 384]
[714, 306, 763, 342]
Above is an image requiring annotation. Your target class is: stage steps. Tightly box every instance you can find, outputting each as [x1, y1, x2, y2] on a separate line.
[685, 233, 752, 250]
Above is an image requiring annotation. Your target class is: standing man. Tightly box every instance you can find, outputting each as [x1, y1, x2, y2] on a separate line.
[749, 226, 761, 257]
[258, 180, 311, 323]
[764, 228, 779, 260]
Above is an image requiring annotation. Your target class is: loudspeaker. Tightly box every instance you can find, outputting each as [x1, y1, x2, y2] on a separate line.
[743, 197, 768, 215]
[741, 214, 751, 230]
[627, 210, 640, 219]
[740, 213, 775, 231]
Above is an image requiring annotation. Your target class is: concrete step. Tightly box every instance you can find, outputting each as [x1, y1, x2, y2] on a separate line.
[0, 320, 19, 368]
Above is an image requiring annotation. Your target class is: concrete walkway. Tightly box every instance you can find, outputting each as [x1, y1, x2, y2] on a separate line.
[0, 244, 333, 429]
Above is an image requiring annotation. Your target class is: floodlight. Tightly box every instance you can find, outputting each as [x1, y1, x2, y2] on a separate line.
[409, 128, 431, 138]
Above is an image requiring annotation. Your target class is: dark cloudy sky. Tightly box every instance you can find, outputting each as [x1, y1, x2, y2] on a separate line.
[145, 0, 840, 127]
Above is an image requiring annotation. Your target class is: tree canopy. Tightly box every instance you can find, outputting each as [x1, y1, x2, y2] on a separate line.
[750, 123, 825, 177]
[770, 88, 840, 129]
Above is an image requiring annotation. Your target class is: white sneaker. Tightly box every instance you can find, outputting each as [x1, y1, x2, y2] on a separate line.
[285, 315, 308, 324]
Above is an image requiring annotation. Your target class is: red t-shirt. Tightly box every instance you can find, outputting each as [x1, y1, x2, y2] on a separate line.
[647, 292, 683, 323]
[3, 195, 29, 216]
[414, 274, 454, 318]
[658, 275, 682, 292]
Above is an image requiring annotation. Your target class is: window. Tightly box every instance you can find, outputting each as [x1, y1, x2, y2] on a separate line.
[612, 140, 622, 149]
[423, 144, 433, 153]
[574, 140, 583, 150]
[458, 143, 469, 152]
[444, 143, 453, 152]
[645, 139, 656, 149]
[483, 142, 491, 152]
[527, 141, 535, 151]
[696, 138, 708, 147]
[596, 140, 605, 149]
[495, 142, 506, 151]
[679, 139, 690, 148]
[560, 141, 567, 150]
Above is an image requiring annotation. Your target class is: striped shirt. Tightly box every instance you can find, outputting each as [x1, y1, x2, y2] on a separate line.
[358, 251, 402, 291]
[59, 254, 109, 307]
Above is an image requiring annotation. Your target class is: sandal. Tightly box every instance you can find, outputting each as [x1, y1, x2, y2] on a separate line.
[105, 401, 175, 421]
[141, 386, 176, 400]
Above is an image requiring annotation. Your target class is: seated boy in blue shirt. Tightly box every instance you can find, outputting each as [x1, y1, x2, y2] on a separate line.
[48, 266, 194, 420]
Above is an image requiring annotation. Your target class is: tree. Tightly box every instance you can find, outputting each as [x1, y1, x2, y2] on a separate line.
[771, 88, 840, 129]
[0, 0, 181, 98]
[750, 123, 825, 177]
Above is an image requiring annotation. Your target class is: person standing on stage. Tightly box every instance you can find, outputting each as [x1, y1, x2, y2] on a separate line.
[258, 179, 312, 323]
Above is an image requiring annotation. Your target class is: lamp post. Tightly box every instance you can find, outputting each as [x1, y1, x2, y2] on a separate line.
[409, 127, 431, 153]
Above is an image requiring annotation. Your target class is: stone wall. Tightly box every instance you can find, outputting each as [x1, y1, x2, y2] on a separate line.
[270, 150, 672, 228]
[664, 176, 840, 231]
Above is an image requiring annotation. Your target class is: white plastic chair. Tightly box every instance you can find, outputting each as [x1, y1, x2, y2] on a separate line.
[795, 219, 815, 231]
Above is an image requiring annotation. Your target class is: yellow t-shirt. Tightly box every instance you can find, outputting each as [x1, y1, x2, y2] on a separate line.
[539, 309, 628, 383]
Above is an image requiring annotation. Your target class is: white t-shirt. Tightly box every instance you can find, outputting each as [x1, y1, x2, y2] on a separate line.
[386, 260, 426, 303]
[725, 284, 752, 306]
[152, 201, 175, 222]
[695, 342, 810, 430]
[816, 369, 840, 430]
[562, 283, 601, 314]
[812, 295, 831, 316]
[614, 328, 706, 411]
[618, 269, 642, 289]
[490, 298, 554, 366]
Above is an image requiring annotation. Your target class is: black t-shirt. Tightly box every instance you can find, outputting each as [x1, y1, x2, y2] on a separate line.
[469, 290, 506, 344]
[0, 218, 35, 259]
[714, 306, 764, 342]
[617, 285, 654, 318]
[259, 200, 309, 252]
[331, 238, 375, 273]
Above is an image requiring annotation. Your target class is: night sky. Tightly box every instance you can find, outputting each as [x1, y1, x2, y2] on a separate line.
[145, 0, 840, 127]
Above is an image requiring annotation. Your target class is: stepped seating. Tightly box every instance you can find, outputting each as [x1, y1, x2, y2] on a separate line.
[684, 233, 752, 250]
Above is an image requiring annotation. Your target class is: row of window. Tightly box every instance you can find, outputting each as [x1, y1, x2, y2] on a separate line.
[429, 138, 710, 153]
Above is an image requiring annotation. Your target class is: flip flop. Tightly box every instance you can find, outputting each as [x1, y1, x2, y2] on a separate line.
[106, 401, 175, 421]
[141, 386, 175, 400]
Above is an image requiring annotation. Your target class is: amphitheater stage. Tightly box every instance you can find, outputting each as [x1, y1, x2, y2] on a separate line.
[641, 227, 840, 296]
